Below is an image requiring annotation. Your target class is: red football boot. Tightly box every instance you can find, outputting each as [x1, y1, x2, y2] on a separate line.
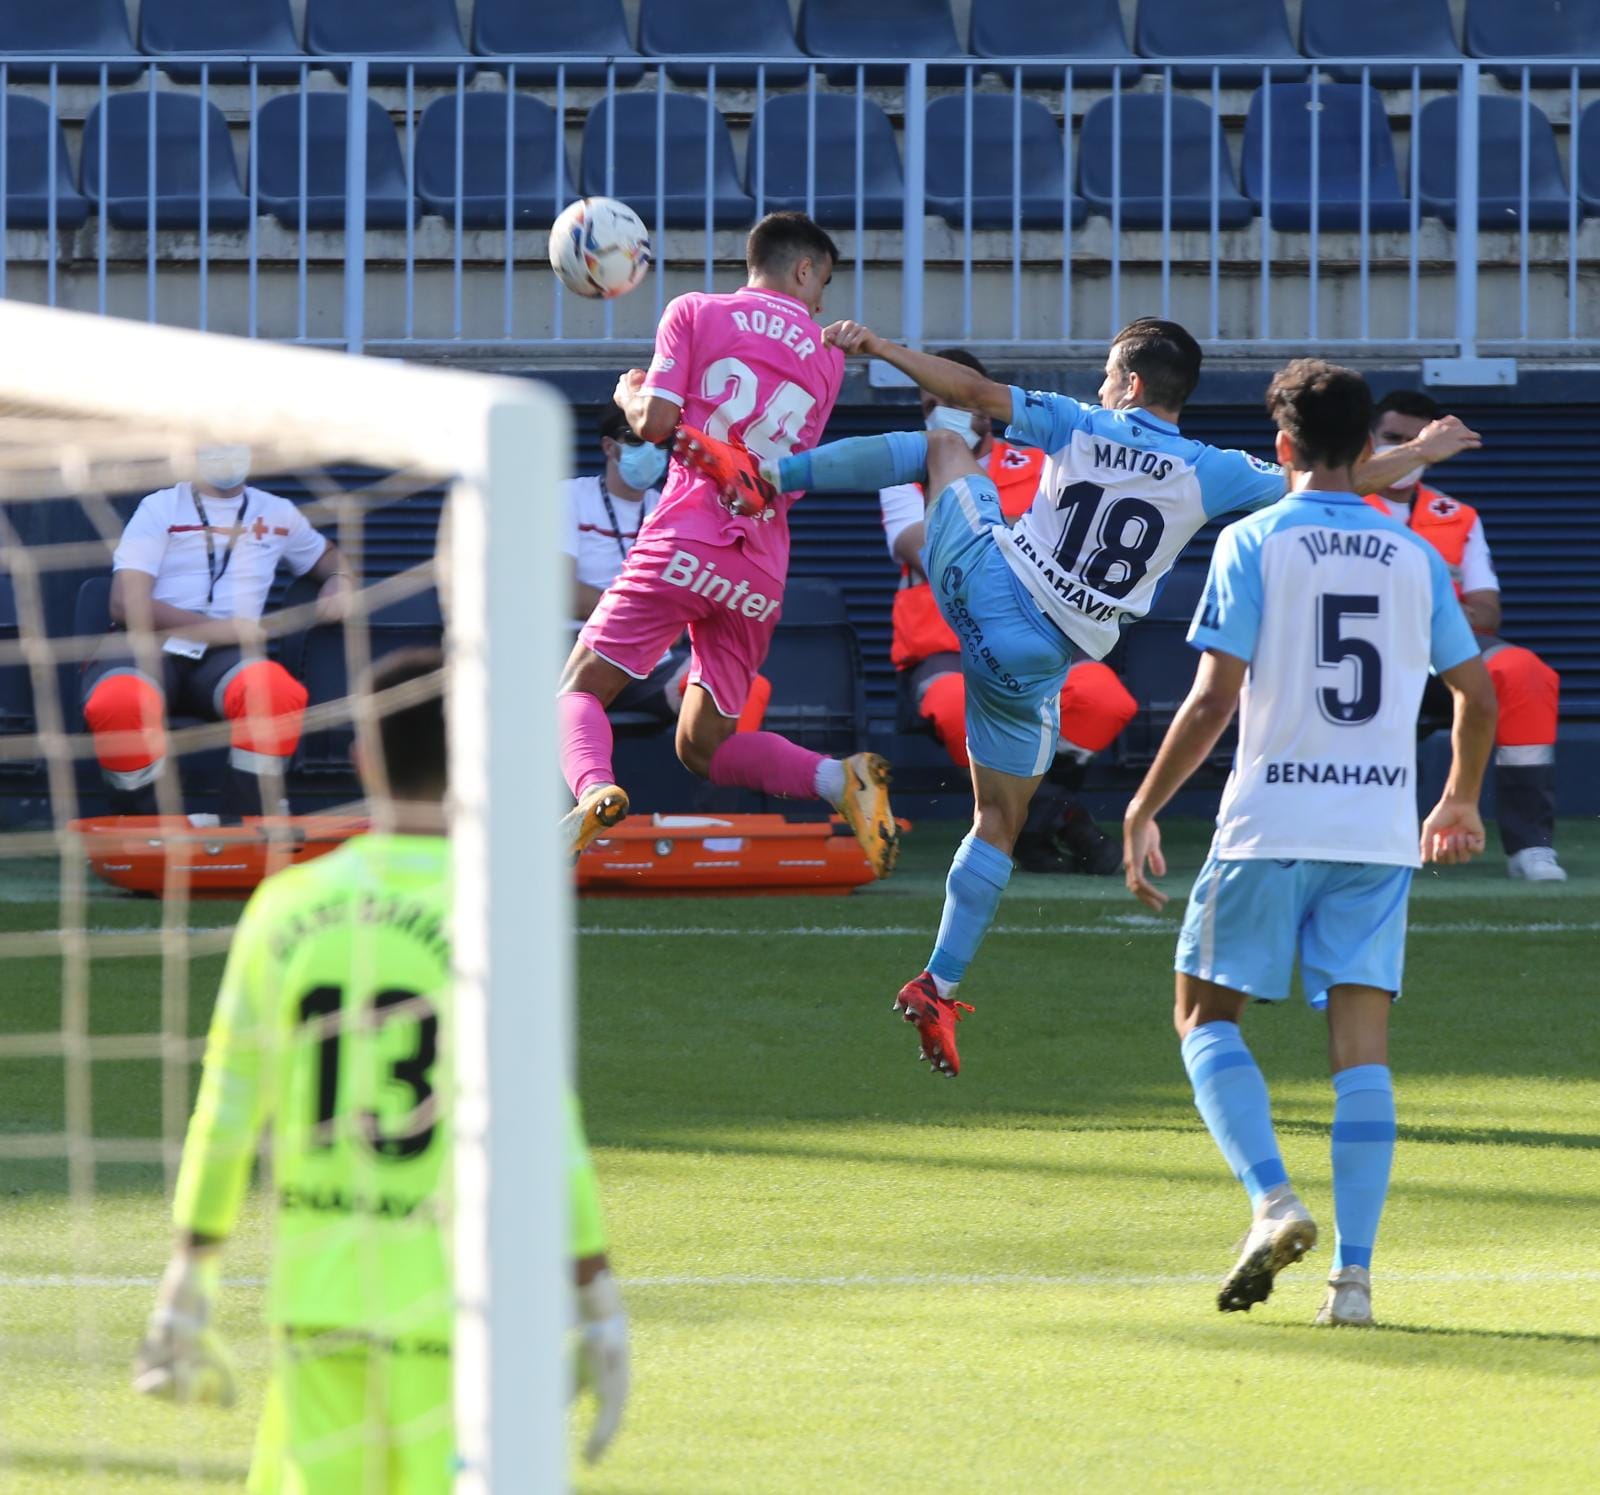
[672, 425, 780, 519]
[893, 972, 975, 1078]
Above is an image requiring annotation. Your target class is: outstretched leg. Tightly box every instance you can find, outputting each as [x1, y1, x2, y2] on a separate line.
[893, 431, 1074, 1076]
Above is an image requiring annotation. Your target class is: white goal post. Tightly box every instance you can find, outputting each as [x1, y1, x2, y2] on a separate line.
[0, 301, 570, 1493]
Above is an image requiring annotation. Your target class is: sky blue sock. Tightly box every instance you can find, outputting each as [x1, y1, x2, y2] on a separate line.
[1330, 1064, 1396, 1271]
[926, 832, 1012, 986]
[1179, 1022, 1289, 1206]
[777, 430, 928, 493]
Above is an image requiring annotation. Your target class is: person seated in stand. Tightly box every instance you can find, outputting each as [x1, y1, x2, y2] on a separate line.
[878, 351, 1137, 874]
[1366, 391, 1565, 881]
[564, 405, 771, 731]
[81, 444, 353, 821]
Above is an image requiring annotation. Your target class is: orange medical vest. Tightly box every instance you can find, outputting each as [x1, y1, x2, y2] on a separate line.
[1362, 485, 1479, 598]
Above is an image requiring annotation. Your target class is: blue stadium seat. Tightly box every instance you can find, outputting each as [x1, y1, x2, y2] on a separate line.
[140, 0, 306, 84]
[798, 0, 967, 85]
[81, 92, 250, 229]
[747, 95, 904, 227]
[293, 588, 443, 776]
[0, 0, 141, 83]
[924, 94, 1086, 228]
[1415, 95, 1571, 229]
[1241, 84, 1410, 231]
[641, 0, 807, 85]
[1134, 0, 1304, 86]
[255, 94, 415, 229]
[1079, 95, 1253, 229]
[0, 94, 89, 230]
[1300, 0, 1462, 86]
[1576, 101, 1600, 217]
[969, 0, 1141, 87]
[304, 0, 473, 84]
[1465, 0, 1600, 85]
[414, 94, 575, 227]
[470, 0, 644, 85]
[762, 577, 865, 756]
[581, 93, 753, 227]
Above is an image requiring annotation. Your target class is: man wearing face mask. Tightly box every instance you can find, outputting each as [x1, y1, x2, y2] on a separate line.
[82, 445, 354, 821]
[879, 349, 1137, 874]
[567, 406, 669, 625]
[1365, 390, 1564, 881]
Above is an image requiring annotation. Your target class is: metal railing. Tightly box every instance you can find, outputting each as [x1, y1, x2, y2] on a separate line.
[0, 53, 1592, 374]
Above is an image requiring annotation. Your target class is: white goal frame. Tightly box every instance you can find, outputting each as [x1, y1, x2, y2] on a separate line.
[0, 301, 571, 1494]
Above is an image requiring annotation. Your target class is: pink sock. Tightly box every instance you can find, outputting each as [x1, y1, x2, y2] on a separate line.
[707, 731, 826, 801]
[558, 691, 616, 800]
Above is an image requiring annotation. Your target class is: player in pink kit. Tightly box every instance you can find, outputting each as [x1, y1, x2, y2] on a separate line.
[558, 212, 899, 876]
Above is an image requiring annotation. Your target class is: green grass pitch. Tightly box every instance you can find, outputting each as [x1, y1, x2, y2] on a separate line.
[0, 819, 1596, 1491]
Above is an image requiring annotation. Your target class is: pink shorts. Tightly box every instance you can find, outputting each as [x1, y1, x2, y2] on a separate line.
[580, 531, 785, 718]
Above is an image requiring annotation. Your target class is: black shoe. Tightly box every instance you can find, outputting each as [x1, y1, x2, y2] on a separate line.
[1057, 803, 1121, 876]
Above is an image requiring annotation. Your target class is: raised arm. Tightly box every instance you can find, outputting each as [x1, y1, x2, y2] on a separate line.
[1353, 415, 1482, 493]
[613, 368, 680, 445]
[824, 321, 1014, 423]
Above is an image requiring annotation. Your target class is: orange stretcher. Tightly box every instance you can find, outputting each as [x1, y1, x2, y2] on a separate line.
[69, 815, 366, 899]
[577, 813, 900, 897]
[71, 811, 900, 901]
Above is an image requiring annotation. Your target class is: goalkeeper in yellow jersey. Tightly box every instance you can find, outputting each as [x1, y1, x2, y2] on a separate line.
[132, 646, 630, 1488]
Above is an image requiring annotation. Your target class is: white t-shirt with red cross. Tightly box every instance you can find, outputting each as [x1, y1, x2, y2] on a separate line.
[112, 482, 328, 621]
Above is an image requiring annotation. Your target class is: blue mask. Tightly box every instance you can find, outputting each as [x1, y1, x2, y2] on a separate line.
[617, 442, 668, 490]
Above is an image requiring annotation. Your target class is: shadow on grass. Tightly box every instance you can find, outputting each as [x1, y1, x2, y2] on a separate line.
[0, 1445, 246, 1484]
[600, 1129, 1600, 1211]
[1104, 1314, 1600, 1378]
[1372, 1321, 1600, 1349]
[1272, 1118, 1600, 1152]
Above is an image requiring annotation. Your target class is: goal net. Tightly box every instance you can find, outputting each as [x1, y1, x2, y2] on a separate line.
[0, 302, 569, 1491]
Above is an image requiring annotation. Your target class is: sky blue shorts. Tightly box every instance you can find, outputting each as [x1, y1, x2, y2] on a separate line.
[1175, 851, 1414, 1007]
[922, 473, 1075, 778]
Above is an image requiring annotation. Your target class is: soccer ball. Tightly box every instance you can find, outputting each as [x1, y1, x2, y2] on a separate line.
[549, 197, 652, 300]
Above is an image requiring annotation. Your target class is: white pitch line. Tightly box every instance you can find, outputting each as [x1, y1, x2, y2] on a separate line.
[580, 921, 1600, 939]
[7, 1269, 1600, 1291]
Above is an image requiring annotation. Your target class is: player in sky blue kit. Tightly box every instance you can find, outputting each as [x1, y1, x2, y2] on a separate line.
[1122, 359, 1498, 1326]
[680, 318, 1467, 1077]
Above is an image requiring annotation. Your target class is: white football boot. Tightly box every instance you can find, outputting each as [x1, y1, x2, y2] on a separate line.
[1507, 847, 1567, 882]
[1217, 1185, 1318, 1313]
[1314, 1265, 1374, 1326]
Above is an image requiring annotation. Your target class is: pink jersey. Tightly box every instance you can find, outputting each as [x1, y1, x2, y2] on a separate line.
[639, 286, 845, 584]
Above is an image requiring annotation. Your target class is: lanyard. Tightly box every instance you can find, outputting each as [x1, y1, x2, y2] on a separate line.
[597, 478, 636, 564]
[192, 485, 250, 606]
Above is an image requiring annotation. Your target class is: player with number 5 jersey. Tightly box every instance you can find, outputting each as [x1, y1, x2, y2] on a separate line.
[558, 211, 900, 878]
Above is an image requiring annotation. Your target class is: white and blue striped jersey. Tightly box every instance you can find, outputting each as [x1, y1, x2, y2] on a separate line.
[999, 387, 1287, 658]
[1190, 491, 1480, 867]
